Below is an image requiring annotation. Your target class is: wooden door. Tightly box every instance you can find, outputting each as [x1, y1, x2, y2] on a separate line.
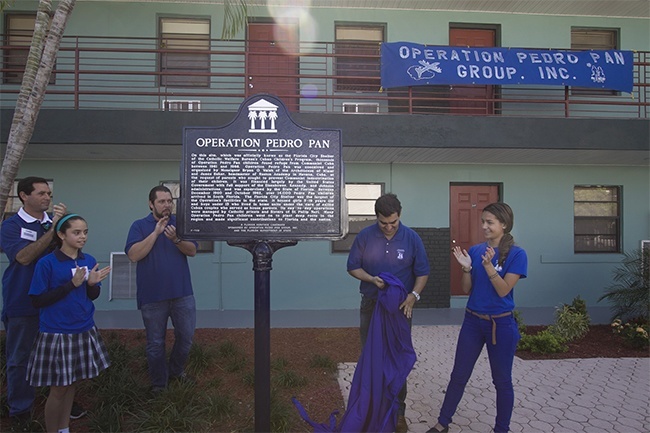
[247, 22, 299, 111]
[449, 184, 499, 295]
[449, 28, 496, 115]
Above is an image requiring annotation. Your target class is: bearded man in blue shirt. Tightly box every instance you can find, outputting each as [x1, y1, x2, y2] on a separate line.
[125, 185, 197, 392]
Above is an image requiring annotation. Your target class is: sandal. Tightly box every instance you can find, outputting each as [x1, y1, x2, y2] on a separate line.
[426, 424, 449, 433]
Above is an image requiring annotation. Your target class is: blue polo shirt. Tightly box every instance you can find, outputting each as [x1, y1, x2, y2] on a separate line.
[29, 249, 98, 333]
[347, 222, 430, 298]
[466, 242, 528, 315]
[125, 214, 195, 309]
[1, 209, 53, 321]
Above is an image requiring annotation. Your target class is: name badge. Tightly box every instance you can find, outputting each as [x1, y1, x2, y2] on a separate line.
[20, 228, 37, 241]
[71, 266, 90, 281]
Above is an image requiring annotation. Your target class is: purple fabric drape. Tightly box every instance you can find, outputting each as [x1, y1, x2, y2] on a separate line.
[293, 272, 417, 432]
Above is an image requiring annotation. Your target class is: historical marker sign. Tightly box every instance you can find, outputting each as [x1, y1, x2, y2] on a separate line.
[178, 94, 347, 241]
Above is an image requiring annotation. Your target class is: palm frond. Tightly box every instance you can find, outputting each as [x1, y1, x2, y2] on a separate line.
[598, 248, 650, 321]
[222, 0, 248, 40]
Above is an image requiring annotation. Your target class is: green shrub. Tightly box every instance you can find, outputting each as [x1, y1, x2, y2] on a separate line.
[309, 354, 338, 373]
[225, 355, 247, 372]
[518, 330, 567, 353]
[271, 357, 289, 371]
[217, 340, 242, 359]
[611, 318, 650, 349]
[568, 295, 588, 316]
[129, 381, 210, 432]
[87, 401, 128, 433]
[599, 248, 649, 321]
[203, 393, 236, 421]
[186, 342, 216, 376]
[242, 370, 255, 387]
[273, 370, 307, 388]
[549, 303, 590, 342]
[270, 391, 294, 433]
[512, 310, 526, 335]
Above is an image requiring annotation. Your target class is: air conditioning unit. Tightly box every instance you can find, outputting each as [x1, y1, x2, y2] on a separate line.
[162, 99, 201, 112]
[109, 252, 136, 300]
[342, 102, 380, 114]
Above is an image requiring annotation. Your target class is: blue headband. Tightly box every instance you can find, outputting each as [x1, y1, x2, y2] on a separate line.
[56, 214, 80, 232]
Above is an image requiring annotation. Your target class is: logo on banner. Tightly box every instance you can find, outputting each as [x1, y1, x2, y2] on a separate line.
[590, 66, 606, 84]
[408, 60, 443, 80]
[248, 99, 279, 133]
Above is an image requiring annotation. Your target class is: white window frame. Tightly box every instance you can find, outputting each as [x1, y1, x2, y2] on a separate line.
[331, 183, 383, 253]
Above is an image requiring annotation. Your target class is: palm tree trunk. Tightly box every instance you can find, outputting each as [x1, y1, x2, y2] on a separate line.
[0, 0, 76, 220]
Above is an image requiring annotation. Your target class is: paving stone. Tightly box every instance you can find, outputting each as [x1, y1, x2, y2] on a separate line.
[617, 415, 648, 431]
[557, 418, 586, 431]
[335, 326, 649, 433]
[585, 417, 615, 430]
[564, 409, 589, 422]
[617, 406, 648, 421]
[527, 419, 554, 432]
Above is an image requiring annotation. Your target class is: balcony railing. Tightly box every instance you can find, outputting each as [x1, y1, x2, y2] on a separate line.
[1, 35, 648, 118]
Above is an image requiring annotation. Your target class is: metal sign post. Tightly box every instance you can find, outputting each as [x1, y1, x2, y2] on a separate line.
[227, 240, 297, 432]
[179, 94, 346, 432]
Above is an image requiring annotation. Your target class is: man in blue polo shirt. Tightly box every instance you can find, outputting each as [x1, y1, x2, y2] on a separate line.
[347, 193, 430, 433]
[125, 185, 197, 392]
[1, 177, 66, 428]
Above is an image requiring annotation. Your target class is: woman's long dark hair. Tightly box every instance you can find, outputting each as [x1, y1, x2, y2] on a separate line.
[483, 202, 515, 267]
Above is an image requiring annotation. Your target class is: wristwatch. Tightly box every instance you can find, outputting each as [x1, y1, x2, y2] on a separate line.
[411, 291, 420, 301]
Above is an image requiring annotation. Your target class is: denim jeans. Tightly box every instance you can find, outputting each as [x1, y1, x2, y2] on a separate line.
[360, 295, 409, 416]
[438, 311, 521, 433]
[3, 315, 39, 416]
[140, 295, 196, 388]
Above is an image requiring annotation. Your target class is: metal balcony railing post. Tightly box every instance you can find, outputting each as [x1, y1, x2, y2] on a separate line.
[74, 37, 80, 109]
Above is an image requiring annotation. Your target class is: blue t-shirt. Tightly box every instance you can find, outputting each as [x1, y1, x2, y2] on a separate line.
[466, 242, 528, 315]
[1, 210, 52, 321]
[125, 214, 195, 309]
[347, 222, 430, 298]
[29, 249, 98, 333]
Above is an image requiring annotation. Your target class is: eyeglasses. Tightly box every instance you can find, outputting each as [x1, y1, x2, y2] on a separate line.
[41, 222, 52, 231]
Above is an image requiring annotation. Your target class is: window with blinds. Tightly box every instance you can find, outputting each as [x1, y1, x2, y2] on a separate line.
[574, 185, 621, 253]
[571, 28, 619, 95]
[335, 23, 385, 92]
[159, 17, 211, 88]
[2, 14, 56, 84]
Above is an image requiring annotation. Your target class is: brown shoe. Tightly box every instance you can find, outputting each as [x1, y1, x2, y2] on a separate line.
[395, 415, 408, 433]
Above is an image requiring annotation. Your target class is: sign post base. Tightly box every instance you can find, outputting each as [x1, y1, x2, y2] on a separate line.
[227, 240, 298, 433]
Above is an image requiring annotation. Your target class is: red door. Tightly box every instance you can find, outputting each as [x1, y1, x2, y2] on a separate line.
[247, 22, 299, 111]
[449, 184, 499, 295]
[449, 28, 496, 115]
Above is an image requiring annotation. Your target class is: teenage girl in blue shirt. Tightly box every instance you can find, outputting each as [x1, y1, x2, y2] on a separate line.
[26, 214, 111, 433]
[427, 202, 528, 433]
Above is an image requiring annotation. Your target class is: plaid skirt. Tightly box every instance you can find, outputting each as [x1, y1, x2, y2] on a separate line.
[26, 326, 111, 387]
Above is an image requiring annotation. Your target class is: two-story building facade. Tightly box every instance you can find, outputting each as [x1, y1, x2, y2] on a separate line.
[1, 0, 649, 323]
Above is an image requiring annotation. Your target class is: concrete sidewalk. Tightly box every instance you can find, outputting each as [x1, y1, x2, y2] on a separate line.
[337, 326, 650, 433]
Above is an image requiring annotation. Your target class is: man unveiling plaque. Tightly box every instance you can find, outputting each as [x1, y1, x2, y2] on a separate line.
[178, 94, 347, 241]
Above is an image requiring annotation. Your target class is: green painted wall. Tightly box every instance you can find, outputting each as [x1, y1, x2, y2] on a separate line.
[1, 2, 648, 313]
[3, 2, 649, 51]
[2, 161, 647, 312]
